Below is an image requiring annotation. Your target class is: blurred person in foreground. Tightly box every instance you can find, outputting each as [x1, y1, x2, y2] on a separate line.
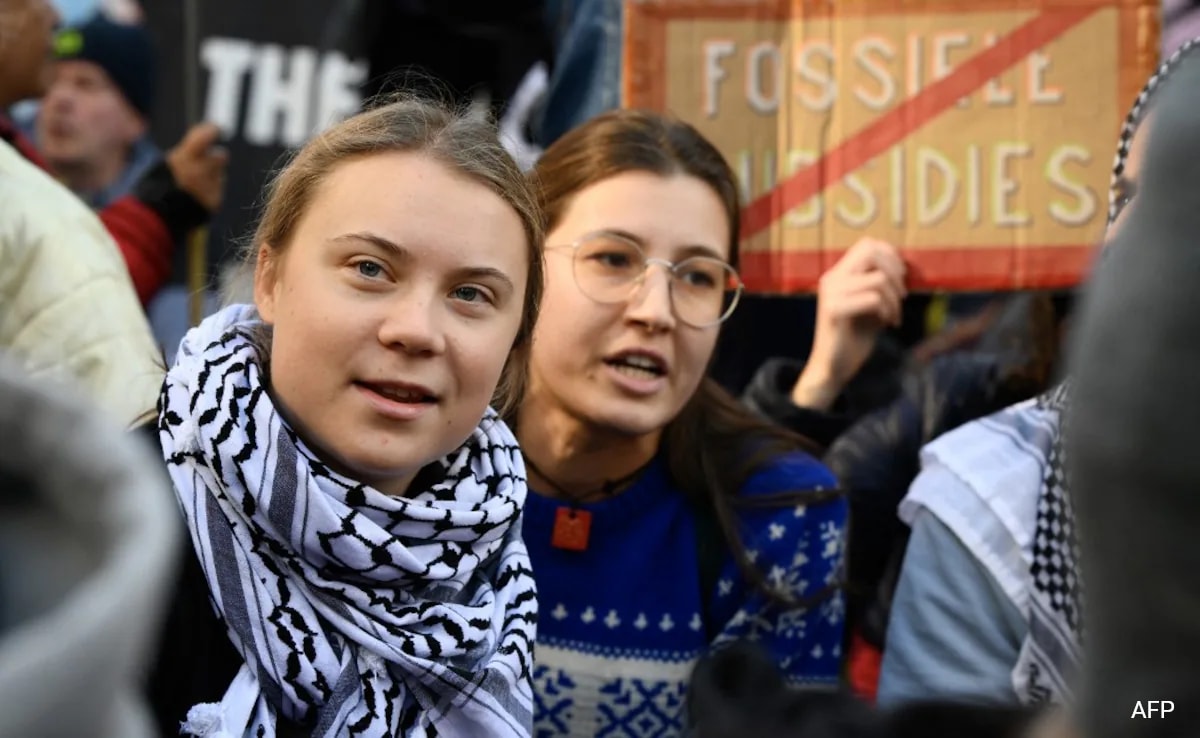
[0, 0, 162, 424]
[0, 353, 179, 738]
[1068, 44, 1200, 738]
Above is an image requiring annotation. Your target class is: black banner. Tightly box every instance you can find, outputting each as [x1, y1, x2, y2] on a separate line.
[145, 0, 366, 276]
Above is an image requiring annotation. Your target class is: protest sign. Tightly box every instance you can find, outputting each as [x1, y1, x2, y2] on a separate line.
[624, 0, 1159, 291]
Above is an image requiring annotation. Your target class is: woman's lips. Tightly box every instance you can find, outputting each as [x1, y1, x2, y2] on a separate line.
[354, 381, 437, 421]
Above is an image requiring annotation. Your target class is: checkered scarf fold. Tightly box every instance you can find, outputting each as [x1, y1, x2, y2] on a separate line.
[157, 304, 536, 737]
[1015, 382, 1081, 704]
[1017, 39, 1200, 704]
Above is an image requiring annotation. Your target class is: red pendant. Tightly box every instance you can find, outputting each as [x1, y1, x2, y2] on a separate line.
[551, 507, 592, 551]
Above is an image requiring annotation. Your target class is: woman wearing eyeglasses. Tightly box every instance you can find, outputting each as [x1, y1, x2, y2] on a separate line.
[512, 110, 848, 737]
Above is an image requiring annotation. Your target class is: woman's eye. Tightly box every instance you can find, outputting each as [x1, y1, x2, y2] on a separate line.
[680, 270, 717, 288]
[356, 260, 384, 279]
[592, 251, 635, 269]
[452, 286, 489, 304]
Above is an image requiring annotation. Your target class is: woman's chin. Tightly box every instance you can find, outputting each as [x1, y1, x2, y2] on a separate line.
[302, 440, 425, 497]
[344, 461, 420, 497]
[585, 406, 673, 439]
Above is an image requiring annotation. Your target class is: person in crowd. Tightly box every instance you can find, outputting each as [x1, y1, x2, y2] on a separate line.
[513, 109, 848, 736]
[145, 95, 542, 738]
[0, 353, 179, 738]
[742, 239, 1060, 700]
[748, 237, 909, 428]
[0, 0, 162, 425]
[1, 3, 227, 306]
[30, 12, 230, 356]
[34, 14, 159, 208]
[875, 39, 1200, 708]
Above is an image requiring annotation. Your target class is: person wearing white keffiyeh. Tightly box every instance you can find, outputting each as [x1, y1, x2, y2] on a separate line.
[145, 96, 546, 738]
[877, 39, 1200, 709]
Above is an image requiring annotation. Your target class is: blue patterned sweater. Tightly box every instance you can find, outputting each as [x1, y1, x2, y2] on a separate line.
[524, 451, 848, 737]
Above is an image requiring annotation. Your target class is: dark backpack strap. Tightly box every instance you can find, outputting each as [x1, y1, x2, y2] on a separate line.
[689, 490, 727, 644]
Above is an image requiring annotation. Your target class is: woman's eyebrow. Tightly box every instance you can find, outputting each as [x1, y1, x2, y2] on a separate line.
[593, 229, 727, 262]
[331, 232, 409, 258]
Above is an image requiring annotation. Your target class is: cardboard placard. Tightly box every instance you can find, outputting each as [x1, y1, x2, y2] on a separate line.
[624, 0, 1159, 292]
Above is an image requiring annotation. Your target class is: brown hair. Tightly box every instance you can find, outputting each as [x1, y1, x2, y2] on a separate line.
[532, 110, 842, 606]
[246, 94, 545, 416]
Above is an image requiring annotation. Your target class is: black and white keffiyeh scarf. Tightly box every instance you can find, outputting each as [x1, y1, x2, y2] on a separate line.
[1017, 38, 1200, 705]
[157, 304, 537, 737]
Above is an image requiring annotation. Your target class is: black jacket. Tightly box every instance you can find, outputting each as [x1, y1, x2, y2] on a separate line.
[741, 337, 907, 449]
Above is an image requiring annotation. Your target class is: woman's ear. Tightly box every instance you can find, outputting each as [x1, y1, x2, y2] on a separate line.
[253, 246, 279, 324]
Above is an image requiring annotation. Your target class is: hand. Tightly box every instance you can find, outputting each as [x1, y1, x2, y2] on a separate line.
[791, 237, 907, 410]
[165, 122, 229, 213]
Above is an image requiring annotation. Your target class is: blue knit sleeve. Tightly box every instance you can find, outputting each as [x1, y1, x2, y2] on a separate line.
[706, 452, 849, 687]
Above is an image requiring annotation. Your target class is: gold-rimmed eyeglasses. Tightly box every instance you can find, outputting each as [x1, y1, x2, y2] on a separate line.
[549, 231, 744, 328]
